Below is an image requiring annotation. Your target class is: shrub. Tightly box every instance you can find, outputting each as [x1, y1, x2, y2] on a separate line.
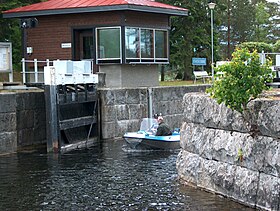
[273, 40, 280, 52]
[207, 48, 273, 114]
[237, 42, 273, 53]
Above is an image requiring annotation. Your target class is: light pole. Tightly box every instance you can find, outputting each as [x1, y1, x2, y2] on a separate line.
[208, 1, 216, 82]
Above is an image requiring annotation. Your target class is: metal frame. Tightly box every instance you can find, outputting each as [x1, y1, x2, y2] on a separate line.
[0, 42, 13, 82]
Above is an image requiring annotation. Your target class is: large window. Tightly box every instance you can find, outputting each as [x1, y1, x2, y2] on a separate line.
[95, 26, 168, 64]
[155, 30, 168, 59]
[125, 28, 139, 58]
[141, 29, 153, 59]
[125, 27, 168, 64]
[96, 27, 121, 64]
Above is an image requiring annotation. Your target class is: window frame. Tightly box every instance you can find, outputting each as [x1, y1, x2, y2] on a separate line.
[125, 27, 169, 64]
[95, 26, 122, 64]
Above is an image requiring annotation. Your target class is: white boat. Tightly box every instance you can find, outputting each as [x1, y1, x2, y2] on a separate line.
[123, 118, 180, 150]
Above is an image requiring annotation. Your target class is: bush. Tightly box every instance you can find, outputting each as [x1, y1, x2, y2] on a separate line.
[237, 42, 273, 53]
[273, 40, 280, 52]
[207, 48, 273, 114]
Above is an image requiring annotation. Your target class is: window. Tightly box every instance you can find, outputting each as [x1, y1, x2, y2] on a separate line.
[141, 29, 153, 59]
[155, 30, 168, 60]
[96, 27, 121, 64]
[125, 28, 140, 59]
[125, 27, 168, 64]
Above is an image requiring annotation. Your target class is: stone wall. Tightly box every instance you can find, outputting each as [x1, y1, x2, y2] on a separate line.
[98, 85, 209, 139]
[0, 85, 209, 154]
[0, 90, 46, 154]
[0, 93, 17, 154]
[177, 92, 280, 210]
[16, 91, 46, 147]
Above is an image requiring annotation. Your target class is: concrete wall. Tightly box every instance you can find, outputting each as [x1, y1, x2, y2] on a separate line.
[0, 93, 17, 154]
[98, 85, 209, 139]
[99, 65, 159, 88]
[0, 90, 46, 154]
[177, 92, 280, 210]
[0, 85, 209, 154]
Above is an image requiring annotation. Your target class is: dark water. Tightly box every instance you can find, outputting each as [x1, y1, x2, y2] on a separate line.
[0, 140, 254, 211]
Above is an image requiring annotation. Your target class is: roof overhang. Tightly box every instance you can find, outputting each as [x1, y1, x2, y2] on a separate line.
[3, 5, 188, 18]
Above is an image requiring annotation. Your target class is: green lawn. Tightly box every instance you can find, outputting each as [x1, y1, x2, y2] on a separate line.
[159, 80, 210, 86]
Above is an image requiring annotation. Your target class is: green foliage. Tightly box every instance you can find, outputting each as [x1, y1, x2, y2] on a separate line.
[254, 2, 270, 42]
[207, 48, 273, 114]
[237, 42, 273, 53]
[273, 40, 280, 53]
[161, 0, 215, 80]
[0, 0, 44, 71]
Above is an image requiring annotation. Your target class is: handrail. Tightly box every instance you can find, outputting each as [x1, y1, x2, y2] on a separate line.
[21, 58, 52, 84]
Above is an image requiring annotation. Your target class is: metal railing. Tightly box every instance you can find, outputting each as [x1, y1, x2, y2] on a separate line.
[259, 51, 280, 66]
[21, 58, 52, 84]
[21, 59, 95, 85]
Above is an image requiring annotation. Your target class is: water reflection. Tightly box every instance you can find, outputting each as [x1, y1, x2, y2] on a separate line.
[0, 140, 254, 210]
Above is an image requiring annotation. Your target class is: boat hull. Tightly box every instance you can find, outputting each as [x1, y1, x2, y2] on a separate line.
[123, 132, 180, 150]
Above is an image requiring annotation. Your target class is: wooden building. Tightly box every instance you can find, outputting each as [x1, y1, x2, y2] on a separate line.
[3, 0, 188, 87]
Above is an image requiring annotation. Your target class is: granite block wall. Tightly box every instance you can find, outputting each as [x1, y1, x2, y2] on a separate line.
[0, 90, 46, 154]
[98, 85, 209, 139]
[177, 92, 280, 210]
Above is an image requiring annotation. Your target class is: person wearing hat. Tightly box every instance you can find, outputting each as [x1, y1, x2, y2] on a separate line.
[155, 116, 172, 136]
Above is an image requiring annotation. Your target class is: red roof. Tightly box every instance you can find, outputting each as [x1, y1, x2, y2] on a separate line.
[3, 0, 188, 18]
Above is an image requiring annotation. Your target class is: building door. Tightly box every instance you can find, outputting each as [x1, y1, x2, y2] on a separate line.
[74, 29, 94, 61]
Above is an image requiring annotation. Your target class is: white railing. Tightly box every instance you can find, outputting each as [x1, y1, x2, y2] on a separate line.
[259, 51, 280, 66]
[21, 58, 52, 84]
[21, 58, 95, 85]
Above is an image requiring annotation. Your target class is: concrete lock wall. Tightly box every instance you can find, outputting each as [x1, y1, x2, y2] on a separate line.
[98, 85, 209, 139]
[0, 91, 46, 154]
[0, 85, 209, 154]
[177, 92, 280, 210]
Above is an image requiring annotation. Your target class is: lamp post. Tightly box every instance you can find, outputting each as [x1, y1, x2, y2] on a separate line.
[208, 2, 216, 82]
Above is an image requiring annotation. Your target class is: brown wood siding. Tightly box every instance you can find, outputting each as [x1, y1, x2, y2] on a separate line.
[25, 11, 169, 61]
[26, 12, 123, 61]
[124, 11, 169, 29]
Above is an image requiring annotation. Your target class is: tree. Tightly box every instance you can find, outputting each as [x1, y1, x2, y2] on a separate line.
[237, 42, 273, 53]
[0, 0, 43, 71]
[162, 0, 218, 80]
[253, 2, 270, 42]
[207, 48, 273, 114]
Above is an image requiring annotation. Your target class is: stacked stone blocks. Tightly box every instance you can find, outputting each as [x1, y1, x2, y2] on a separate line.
[0, 91, 46, 154]
[99, 85, 209, 139]
[177, 92, 280, 210]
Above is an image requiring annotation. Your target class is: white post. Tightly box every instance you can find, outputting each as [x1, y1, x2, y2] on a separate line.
[9, 45, 13, 82]
[148, 88, 153, 119]
[211, 8, 214, 82]
[22, 58, 26, 84]
[34, 58, 38, 83]
[208, 2, 216, 83]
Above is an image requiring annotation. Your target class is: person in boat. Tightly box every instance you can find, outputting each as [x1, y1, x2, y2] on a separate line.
[155, 116, 172, 136]
[146, 113, 160, 134]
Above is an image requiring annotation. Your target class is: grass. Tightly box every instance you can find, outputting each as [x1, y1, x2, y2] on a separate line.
[1, 71, 209, 87]
[159, 79, 210, 86]
[0, 72, 22, 83]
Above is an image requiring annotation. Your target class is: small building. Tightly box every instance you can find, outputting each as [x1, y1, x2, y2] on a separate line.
[3, 0, 187, 87]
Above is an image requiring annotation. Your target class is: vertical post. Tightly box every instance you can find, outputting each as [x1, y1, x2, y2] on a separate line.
[211, 8, 214, 82]
[208, 2, 216, 83]
[227, 0, 231, 60]
[34, 58, 38, 83]
[260, 50, 265, 65]
[148, 88, 153, 119]
[44, 66, 59, 153]
[22, 58, 26, 84]
[8, 43, 13, 82]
